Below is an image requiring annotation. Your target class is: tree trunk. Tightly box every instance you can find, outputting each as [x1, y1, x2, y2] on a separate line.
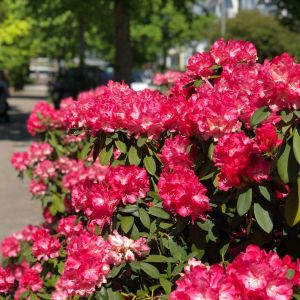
[114, 0, 132, 84]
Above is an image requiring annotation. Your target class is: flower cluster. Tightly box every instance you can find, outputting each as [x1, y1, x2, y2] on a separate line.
[213, 130, 281, 190]
[158, 166, 210, 222]
[54, 230, 149, 298]
[71, 165, 149, 229]
[170, 245, 300, 300]
[0, 267, 14, 294]
[153, 70, 182, 86]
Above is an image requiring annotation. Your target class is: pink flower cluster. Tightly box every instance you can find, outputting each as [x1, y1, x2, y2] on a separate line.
[153, 70, 182, 86]
[158, 166, 211, 222]
[0, 267, 14, 294]
[54, 230, 149, 298]
[213, 128, 281, 191]
[158, 135, 210, 221]
[32, 228, 60, 261]
[71, 164, 149, 228]
[170, 245, 300, 300]
[11, 142, 53, 172]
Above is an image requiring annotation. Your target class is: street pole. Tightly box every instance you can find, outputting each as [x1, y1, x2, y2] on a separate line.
[220, 0, 226, 36]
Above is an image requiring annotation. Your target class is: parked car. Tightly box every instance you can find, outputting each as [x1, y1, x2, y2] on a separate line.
[49, 66, 109, 108]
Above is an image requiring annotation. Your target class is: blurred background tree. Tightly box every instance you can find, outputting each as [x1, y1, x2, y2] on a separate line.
[208, 10, 300, 61]
[0, 0, 38, 89]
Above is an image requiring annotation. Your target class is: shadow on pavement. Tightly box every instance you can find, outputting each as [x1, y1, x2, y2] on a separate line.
[0, 105, 33, 142]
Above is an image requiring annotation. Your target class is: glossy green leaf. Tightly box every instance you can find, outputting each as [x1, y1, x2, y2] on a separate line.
[254, 202, 273, 233]
[99, 145, 113, 166]
[143, 155, 156, 175]
[168, 239, 187, 262]
[120, 216, 134, 233]
[160, 277, 172, 294]
[259, 186, 271, 201]
[115, 140, 127, 153]
[250, 106, 271, 127]
[285, 177, 300, 227]
[140, 262, 160, 279]
[237, 188, 252, 216]
[293, 127, 300, 164]
[148, 207, 170, 219]
[128, 145, 141, 165]
[277, 140, 299, 184]
[281, 110, 294, 123]
[144, 255, 175, 263]
[139, 208, 150, 229]
[80, 142, 92, 160]
[137, 136, 147, 147]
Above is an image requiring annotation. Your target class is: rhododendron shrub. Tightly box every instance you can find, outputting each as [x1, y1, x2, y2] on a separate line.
[3, 38, 300, 299]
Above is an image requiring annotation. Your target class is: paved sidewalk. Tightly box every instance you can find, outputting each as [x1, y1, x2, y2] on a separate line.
[0, 85, 47, 242]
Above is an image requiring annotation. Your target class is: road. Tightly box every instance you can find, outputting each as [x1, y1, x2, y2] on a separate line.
[0, 84, 47, 243]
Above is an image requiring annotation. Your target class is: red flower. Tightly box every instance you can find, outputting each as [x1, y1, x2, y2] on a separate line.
[158, 166, 211, 222]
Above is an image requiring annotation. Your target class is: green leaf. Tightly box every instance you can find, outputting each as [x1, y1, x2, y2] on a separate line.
[137, 136, 147, 147]
[80, 142, 92, 160]
[108, 263, 125, 278]
[168, 239, 187, 262]
[99, 145, 113, 166]
[140, 262, 160, 279]
[285, 177, 300, 227]
[115, 140, 127, 153]
[148, 207, 170, 219]
[194, 79, 203, 87]
[281, 110, 294, 123]
[37, 294, 52, 300]
[139, 208, 151, 229]
[259, 186, 271, 201]
[30, 295, 38, 300]
[277, 140, 299, 184]
[160, 277, 172, 294]
[250, 106, 271, 127]
[128, 145, 141, 166]
[106, 289, 124, 300]
[159, 222, 174, 229]
[120, 216, 134, 233]
[208, 142, 214, 160]
[254, 202, 273, 233]
[293, 127, 300, 164]
[237, 188, 252, 216]
[143, 156, 156, 175]
[144, 255, 175, 263]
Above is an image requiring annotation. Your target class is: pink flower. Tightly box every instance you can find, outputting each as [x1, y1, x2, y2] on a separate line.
[187, 52, 215, 78]
[57, 216, 83, 238]
[170, 259, 239, 300]
[33, 160, 56, 180]
[1, 236, 20, 258]
[29, 179, 47, 196]
[160, 135, 194, 169]
[0, 267, 15, 294]
[55, 231, 110, 297]
[226, 245, 294, 299]
[107, 230, 149, 265]
[210, 38, 257, 66]
[32, 229, 60, 261]
[107, 165, 150, 204]
[213, 132, 270, 190]
[158, 166, 211, 222]
[254, 123, 282, 154]
[153, 70, 182, 86]
[188, 84, 241, 140]
[261, 53, 300, 111]
[18, 266, 43, 292]
[11, 152, 29, 171]
[28, 142, 53, 164]
[27, 101, 58, 135]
